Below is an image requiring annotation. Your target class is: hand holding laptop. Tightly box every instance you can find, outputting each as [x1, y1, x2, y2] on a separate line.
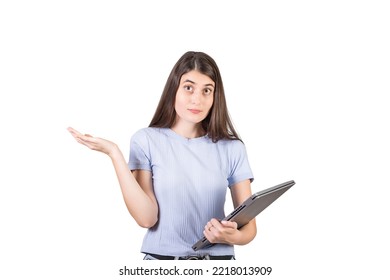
[203, 218, 239, 245]
[192, 180, 295, 251]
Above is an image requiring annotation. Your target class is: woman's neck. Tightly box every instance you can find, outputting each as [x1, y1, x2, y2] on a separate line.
[170, 122, 205, 139]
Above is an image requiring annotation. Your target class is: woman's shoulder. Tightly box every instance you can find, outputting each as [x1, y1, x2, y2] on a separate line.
[131, 127, 169, 141]
[214, 138, 247, 156]
[217, 137, 245, 148]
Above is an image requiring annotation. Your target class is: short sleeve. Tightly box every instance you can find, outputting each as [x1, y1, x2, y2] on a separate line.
[227, 140, 254, 187]
[128, 129, 152, 171]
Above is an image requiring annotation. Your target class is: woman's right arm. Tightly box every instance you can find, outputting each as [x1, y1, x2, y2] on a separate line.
[67, 127, 158, 228]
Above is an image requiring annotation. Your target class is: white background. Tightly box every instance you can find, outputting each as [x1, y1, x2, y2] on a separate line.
[1, 0, 389, 279]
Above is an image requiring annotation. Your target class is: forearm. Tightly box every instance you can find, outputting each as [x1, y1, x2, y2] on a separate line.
[109, 146, 158, 228]
[67, 127, 158, 227]
[231, 220, 257, 245]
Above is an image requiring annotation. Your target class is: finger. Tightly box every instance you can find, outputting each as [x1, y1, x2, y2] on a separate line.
[78, 133, 97, 143]
[67, 128, 86, 141]
[209, 218, 223, 230]
[221, 220, 238, 229]
[76, 138, 98, 150]
[71, 131, 94, 145]
[67, 127, 93, 140]
[74, 136, 90, 146]
[204, 221, 213, 232]
[67, 127, 82, 135]
[203, 229, 211, 241]
[203, 227, 215, 243]
[204, 220, 223, 243]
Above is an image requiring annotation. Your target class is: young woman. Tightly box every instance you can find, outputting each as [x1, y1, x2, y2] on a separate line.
[68, 51, 256, 260]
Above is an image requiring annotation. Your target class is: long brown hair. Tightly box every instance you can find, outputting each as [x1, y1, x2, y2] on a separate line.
[149, 51, 241, 142]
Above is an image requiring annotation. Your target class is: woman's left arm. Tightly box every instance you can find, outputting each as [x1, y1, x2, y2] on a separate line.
[203, 179, 257, 245]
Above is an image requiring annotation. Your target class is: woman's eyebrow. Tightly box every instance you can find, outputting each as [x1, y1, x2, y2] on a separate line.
[183, 79, 215, 88]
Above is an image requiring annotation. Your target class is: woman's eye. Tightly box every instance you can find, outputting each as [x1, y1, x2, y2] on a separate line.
[204, 88, 212, 95]
[184, 85, 193, 91]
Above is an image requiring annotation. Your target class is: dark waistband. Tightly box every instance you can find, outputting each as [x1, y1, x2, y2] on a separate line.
[148, 253, 234, 260]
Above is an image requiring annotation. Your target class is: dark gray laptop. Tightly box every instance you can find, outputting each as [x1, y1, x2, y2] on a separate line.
[192, 180, 295, 251]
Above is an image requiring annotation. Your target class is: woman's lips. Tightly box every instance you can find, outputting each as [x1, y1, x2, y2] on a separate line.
[188, 109, 202, 114]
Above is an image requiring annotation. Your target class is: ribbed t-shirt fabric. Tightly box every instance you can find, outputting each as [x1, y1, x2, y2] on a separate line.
[128, 127, 254, 256]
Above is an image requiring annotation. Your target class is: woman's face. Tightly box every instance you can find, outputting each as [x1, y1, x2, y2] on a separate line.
[174, 70, 215, 128]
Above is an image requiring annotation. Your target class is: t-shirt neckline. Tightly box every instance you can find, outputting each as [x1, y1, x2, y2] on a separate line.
[165, 128, 209, 144]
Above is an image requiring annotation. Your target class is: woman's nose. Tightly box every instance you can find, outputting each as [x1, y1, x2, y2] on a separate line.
[191, 91, 201, 104]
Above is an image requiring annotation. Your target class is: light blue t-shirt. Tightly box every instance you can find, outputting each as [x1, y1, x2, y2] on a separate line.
[128, 127, 254, 256]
